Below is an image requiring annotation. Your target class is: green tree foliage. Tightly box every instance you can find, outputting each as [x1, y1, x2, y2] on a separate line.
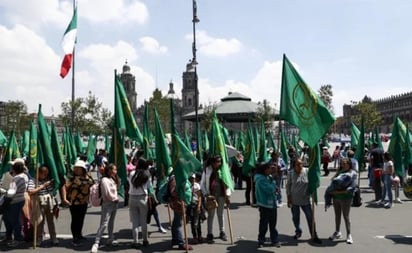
[256, 99, 276, 130]
[2, 100, 31, 139]
[147, 88, 171, 132]
[318, 84, 334, 113]
[200, 102, 218, 131]
[59, 91, 112, 135]
[351, 97, 382, 132]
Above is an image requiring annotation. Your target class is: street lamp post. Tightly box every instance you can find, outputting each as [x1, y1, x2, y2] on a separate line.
[192, 0, 201, 160]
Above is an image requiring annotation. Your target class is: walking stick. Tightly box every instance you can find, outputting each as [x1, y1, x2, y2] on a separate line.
[226, 204, 234, 245]
[181, 201, 189, 253]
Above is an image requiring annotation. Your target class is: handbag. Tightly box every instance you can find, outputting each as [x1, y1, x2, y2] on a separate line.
[205, 195, 218, 210]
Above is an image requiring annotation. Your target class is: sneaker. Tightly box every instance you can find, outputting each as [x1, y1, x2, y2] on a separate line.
[346, 234, 353, 244]
[329, 231, 342, 240]
[0, 237, 12, 245]
[293, 232, 302, 240]
[312, 237, 322, 244]
[106, 239, 119, 247]
[394, 198, 403, 204]
[207, 234, 214, 244]
[271, 241, 281, 248]
[384, 202, 392, 209]
[219, 231, 228, 241]
[7, 240, 24, 247]
[159, 226, 167, 233]
[257, 243, 263, 248]
[52, 239, 59, 246]
[376, 200, 385, 206]
[90, 243, 99, 253]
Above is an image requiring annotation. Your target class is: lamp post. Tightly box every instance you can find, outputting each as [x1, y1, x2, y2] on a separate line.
[191, 0, 201, 160]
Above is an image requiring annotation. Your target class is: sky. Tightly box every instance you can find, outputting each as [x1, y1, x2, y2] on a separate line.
[1, 0, 412, 118]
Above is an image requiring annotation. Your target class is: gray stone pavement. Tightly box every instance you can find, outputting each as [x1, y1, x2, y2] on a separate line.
[1, 167, 411, 253]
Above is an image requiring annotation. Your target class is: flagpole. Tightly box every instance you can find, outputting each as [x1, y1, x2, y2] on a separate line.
[70, 0, 76, 132]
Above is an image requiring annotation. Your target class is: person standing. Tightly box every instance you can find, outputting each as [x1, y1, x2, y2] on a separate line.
[369, 143, 384, 201]
[269, 151, 286, 207]
[286, 159, 321, 244]
[62, 160, 94, 247]
[200, 155, 231, 243]
[321, 146, 332, 176]
[90, 164, 120, 253]
[188, 173, 203, 244]
[380, 152, 394, 208]
[28, 165, 58, 247]
[230, 152, 243, 189]
[254, 163, 280, 248]
[128, 158, 152, 248]
[328, 157, 357, 244]
[2, 158, 29, 247]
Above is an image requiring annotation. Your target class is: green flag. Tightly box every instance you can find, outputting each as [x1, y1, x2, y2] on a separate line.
[171, 132, 201, 204]
[51, 121, 67, 178]
[389, 117, 407, 177]
[354, 117, 365, 172]
[21, 130, 30, 157]
[258, 120, 269, 163]
[279, 54, 336, 148]
[0, 129, 7, 147]
[373, 127, 384, 150]
[267, 131, 277, 152]
[351, 123, 360, 149]
[209, 114, 234, 191]
[242, 123, 257, 176]
[404, 125, 412, 172]
[280, 129, 289, 165]
[307, 144, 321, 204]
[74, 131, 84, 155]
[154, 109, 172, 185]
[105, 133, 111, 154]
[28, 121, 38, 176]
[114, 73, 143, 145]
[85, 134, 97, 164]
[37, 105, 60, 193]
[0, 130, 21, 175]
[142, 103, 153, 159]
[109, 127, 127, 198]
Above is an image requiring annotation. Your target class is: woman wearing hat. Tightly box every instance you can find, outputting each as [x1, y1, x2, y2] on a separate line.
[62, 160, 94, 247]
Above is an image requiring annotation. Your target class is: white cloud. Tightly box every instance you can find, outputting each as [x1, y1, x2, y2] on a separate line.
[80, 0, 149, 24]
[186, 30, 243, 57]
[139, 37, 168, 54]
[0, 24, 65, 115]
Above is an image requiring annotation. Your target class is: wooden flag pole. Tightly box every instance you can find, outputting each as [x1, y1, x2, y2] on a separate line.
[311, 193, 316, 240]
[167, 204, 172, 228]
[33, 166, 39, 249]
[226, 205, 234, 245]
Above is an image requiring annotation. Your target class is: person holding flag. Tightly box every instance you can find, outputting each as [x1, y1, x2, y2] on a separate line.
[200, 155, 231, 243]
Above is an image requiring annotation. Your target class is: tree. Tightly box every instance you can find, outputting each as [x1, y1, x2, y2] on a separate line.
[200, 102, 218, 131]
[351, 97, 382, 132]
[318, 84, 334, 113]
[147, 88, 172, 132]
[256, 99, 276, 130]
[2, 100, 31, 139]
[59, 91, 112, 135]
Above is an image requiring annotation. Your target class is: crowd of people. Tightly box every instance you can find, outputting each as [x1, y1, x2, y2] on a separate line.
[0, 140, 408, 251]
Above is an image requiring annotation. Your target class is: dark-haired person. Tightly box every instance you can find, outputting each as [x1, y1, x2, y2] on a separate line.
[380, 152, 394, 208]
[286, 159, 321, 244]
[254, 163, 280, 248]
[62, 160, 94, 247]
[28, 165, 58, 247]
[128, 158, 153, 248]
[328, 157, 357, 244]
[200, 155, 231, 243]
[2, 158, 29, 247]
[90, 163, 120, 253]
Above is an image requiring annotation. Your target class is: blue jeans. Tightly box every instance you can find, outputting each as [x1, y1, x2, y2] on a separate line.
[258, 206, 278, 244]
[291, 204, 316, 236]
[382, 174, 393, 203]
[171, 212, 184, 246]
[4, 200, 25, 241]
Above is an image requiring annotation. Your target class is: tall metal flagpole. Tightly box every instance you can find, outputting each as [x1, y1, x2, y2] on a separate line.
[71, 0, 76, 132]
[192, 0, 200, 161]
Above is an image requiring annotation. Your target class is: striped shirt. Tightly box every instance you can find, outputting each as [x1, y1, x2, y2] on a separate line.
[28, 178, 54, 195]
[10, 173, 29, 204]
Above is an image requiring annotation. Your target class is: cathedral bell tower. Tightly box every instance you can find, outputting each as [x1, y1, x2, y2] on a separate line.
[181, 59, 199, 115]
[119, 60, 137, 113]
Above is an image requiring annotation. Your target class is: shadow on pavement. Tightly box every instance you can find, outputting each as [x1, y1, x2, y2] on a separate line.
[384, 235, 412, 245]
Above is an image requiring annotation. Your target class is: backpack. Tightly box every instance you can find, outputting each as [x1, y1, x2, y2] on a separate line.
[89, 181, 102, 207]
[351, 186, 362, 207]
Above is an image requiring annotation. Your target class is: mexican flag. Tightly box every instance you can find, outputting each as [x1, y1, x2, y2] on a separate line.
[60, 7, 77, 78]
